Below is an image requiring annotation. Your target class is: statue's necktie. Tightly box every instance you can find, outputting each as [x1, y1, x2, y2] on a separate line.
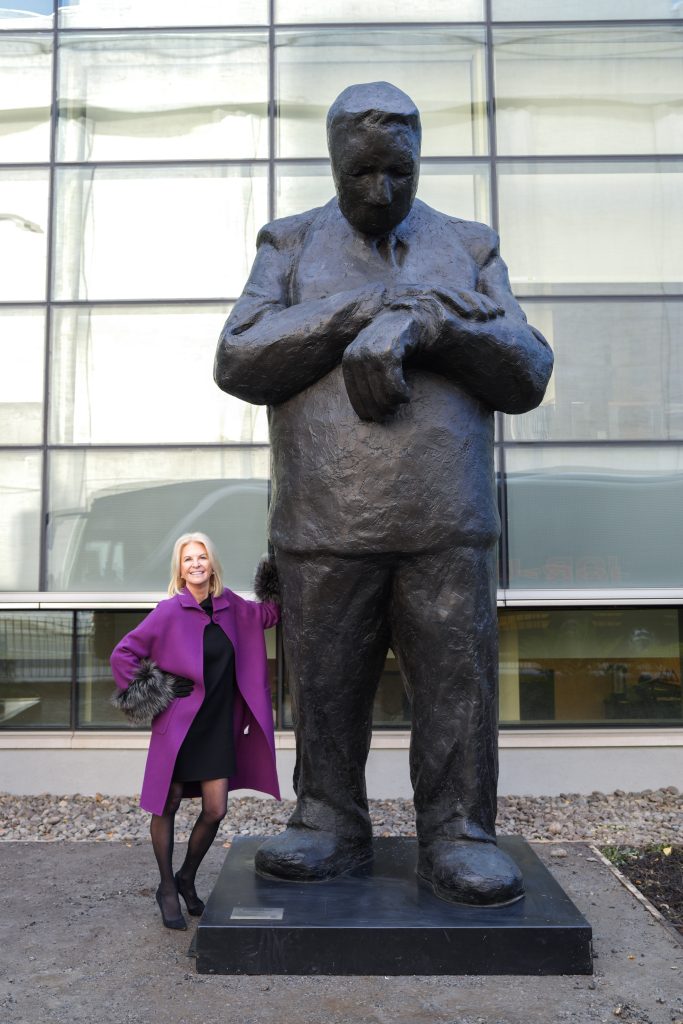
[375, 233, 405, 267]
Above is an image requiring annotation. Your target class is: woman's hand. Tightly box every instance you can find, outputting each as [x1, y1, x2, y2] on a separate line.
[172, 676, 195, 698]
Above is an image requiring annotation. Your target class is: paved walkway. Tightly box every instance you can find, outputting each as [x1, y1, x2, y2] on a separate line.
[1, 841, 681, 1024]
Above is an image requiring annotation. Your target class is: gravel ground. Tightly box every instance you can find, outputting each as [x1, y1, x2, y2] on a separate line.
[0, 787, 680, 844]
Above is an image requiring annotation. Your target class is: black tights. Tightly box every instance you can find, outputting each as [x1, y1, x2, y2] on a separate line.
[150, 778, 228, 916]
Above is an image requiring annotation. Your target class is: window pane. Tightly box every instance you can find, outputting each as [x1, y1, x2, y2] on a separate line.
[48, 448, 269, 592]
[50, 305, 269, 445]
[0, 2, 52, 30]
[275, 28, 488, 159]
[0, 612, 72, 729]
[52, 165, 268, 301]
[58, 0, 268, 28]
[493, 0, 682, 19]
[507, 300, 683, 442]
[76, 609, 146, 727]
[0, 169, 48, 301]
[494, 28, 683, 157]
[276, 0, 484, 21]
[275, 161, 490, 223]
[500, 607, 683, 726]
[418, 163, 490, 224]
[0, 451, 42, 591]
[0, 35, 51, 161]
[57, 32, 269, 161]
[498, 161, 683, 296]
[506, 446, 683, 589]
[0, 308, 44, 443]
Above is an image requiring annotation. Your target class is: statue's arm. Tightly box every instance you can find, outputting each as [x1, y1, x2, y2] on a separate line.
[425, 231, 554, 414]
[214, 220, 384, 405]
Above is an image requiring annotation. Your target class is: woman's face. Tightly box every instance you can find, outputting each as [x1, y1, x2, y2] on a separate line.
[180, 541, 212, 589]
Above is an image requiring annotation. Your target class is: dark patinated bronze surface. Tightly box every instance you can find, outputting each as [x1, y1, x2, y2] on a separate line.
[215, 82, 553, 906]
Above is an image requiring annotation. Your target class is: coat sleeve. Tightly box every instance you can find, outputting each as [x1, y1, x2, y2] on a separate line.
[109, 604, 178, 725]
[110, 603, 166, 691]
[258, 601, 280, 629]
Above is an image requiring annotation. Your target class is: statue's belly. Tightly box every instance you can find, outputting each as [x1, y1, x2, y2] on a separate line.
[268, 366, 499, 555]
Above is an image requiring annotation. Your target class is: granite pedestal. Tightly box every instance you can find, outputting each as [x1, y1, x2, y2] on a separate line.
[195, 836, 592, 975]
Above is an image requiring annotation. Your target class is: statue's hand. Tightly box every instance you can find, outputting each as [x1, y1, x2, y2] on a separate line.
[351, 282, 387, 322]
[342, 311, 419, 422]
[389, 284, 501, 324]
[431, 287, 503, 321]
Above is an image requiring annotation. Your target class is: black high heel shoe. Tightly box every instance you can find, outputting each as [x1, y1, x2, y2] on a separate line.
[175, 872, 205, 916]
[155, 885, 187, 930]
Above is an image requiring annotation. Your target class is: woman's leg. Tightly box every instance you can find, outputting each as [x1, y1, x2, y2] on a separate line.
[177, 778, 228, 899]
[150, 782, 184, 918]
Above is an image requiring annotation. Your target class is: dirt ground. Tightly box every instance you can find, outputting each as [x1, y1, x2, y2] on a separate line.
[606, 845, 683, 937]
[2, 841, 682, 1024]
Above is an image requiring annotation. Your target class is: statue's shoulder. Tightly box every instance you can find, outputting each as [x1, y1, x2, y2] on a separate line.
[414, 201, 498, 263]
[256, 208, 323, 252]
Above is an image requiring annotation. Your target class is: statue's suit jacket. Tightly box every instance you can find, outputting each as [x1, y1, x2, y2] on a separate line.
[217, 198, 553, 556]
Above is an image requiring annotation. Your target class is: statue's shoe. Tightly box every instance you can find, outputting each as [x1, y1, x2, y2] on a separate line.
[417, 839, 524, 906]
[255, 827, 373, 881]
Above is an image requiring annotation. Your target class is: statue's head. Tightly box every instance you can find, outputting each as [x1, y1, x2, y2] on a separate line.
[327, 81, 421, 238]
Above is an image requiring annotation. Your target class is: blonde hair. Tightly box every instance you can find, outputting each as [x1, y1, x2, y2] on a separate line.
[168, 532, 224, 597]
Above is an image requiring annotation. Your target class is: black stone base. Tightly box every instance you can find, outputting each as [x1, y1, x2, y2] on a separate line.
[195, 836, 592, 975]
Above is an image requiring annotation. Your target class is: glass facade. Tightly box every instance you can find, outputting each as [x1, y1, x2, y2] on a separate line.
[1, 1, 682, 732]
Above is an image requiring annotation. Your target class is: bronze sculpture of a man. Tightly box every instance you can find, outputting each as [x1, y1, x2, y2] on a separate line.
[215, 82, 553, 905]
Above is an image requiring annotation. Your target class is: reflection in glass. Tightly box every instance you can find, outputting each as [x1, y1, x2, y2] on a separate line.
[506, 446, 683, 589]
[498, 161, 683, 295]
[0, 35, 51, 161]
[0, 451, 42, 591]
[493, 0, 682, 18]
[275, 29, 487, 159]
[47, 448, 269, 592]
[77, 609, 147, 727]
[0, 308, 43, 443]
[58, 0, 268, 28]
[276, 0, 484, 21]
[275, 161, 490, 224]
[50, 305, 268, 445]
[508, 301, 683, 442]
[499, 607, 682, 725]
[52, 165, 268, 301]
[494, 28, 683, 157]
[57, 32, 269, 162]
[0, 170, 48, 301]
[0, 612, 72, 729]
[0, 2, 52, 30]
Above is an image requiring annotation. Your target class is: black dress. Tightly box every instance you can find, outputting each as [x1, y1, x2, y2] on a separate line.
[172, 595, 236, 782]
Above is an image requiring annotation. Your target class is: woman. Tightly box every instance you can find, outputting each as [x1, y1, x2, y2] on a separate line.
[110, 532, 280, 930]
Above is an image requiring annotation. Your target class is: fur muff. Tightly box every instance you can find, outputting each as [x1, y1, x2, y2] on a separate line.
[254, 555, 280, 604]
[111, 658, 177, 726]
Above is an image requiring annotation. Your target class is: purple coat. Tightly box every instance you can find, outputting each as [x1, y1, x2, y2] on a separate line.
[110, 588, 281, 815]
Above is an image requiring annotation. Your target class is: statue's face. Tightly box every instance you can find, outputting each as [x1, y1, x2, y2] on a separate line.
[330, 120, 419, 237]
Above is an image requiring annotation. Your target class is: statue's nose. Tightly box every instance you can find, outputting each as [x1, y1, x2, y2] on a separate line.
[368, 174, 392, 206]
